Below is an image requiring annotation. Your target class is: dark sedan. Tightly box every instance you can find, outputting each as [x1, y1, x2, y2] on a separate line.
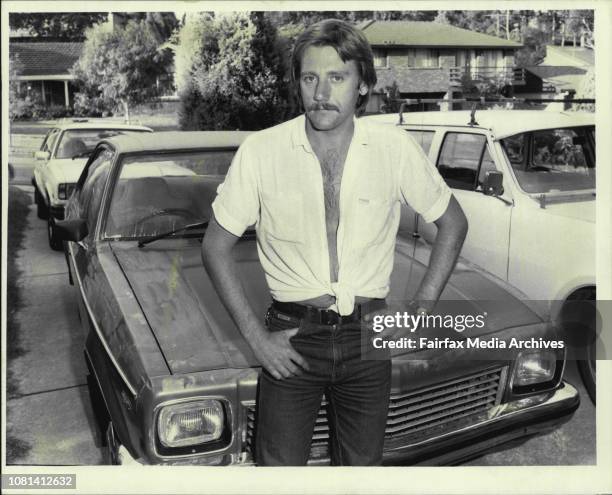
[56, 131, 579, 465]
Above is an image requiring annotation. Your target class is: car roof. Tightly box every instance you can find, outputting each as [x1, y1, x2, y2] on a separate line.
[365, 110, 595, 139]
[98, 130, 253, 154]
[53, 120, 153, 132]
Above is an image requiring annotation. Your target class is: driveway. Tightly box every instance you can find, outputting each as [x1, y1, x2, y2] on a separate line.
[6, 186, 103, 465]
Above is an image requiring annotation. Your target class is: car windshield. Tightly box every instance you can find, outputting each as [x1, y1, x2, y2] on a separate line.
[104, 150, 237, 240]
[55, 129, 149, 159]
[500, 126, 595, 194]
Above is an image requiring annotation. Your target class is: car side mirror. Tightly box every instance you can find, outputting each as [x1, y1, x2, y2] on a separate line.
[483, 171, 504, 196]
[34, 150, 50, 161]
[55, 218, 88, 242]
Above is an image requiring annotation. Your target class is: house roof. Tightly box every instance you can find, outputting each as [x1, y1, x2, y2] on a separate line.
[526, 45, 594, 93]
[544, 46, 594, 67]
[10, 38, 83, 76]
[360, 21, 522, 49]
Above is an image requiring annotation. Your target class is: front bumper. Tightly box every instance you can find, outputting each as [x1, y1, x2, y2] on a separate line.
[383, 381, 579, 465]
[115, 380, 579, 466]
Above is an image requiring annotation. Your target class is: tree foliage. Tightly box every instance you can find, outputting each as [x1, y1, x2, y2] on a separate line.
[177, 12, 289, 130]
[71, 20, 171, 119]
[9, 13, 107, 38]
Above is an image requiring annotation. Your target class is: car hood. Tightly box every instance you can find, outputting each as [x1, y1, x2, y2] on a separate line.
[48, 158, 89, 183]
[111, 237, 542, 375]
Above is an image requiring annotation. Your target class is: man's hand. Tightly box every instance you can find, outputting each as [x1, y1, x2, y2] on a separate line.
[250, 328, 310, 380]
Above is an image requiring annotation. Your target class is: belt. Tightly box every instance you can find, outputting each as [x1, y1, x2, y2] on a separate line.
[271, 299, 386, 326]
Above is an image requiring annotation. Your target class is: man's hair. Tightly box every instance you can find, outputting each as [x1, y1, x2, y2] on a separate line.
[290, 19, 377, 114]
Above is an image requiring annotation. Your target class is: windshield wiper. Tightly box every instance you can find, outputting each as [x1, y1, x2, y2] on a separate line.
[138, 221, 209, 248]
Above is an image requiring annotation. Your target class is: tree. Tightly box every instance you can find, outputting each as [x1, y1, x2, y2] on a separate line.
[9, 13, 107, 38]
[71, 19, 171, 120]
[177, 12, 289, 130]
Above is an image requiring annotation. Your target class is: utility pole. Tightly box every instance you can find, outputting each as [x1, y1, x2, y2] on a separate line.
[506, 10, 510, 40]
[496, 11, 500, 37]
[552, 12, 556, 44]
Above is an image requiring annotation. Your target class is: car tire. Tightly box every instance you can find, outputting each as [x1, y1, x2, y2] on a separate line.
[577, 355, 596, 404]
[47, 216, 63, 251]
[35, 187, 48, 220]
[86, 373, 109, 448]
[562, 288, 596, 405]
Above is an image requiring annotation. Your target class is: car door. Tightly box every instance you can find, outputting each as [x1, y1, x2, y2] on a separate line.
[34, 128, 60, 195]
[419, 130, 514, 281]
[67, 146, 115, 327]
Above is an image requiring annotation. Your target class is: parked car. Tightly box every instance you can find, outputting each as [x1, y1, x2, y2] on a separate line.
[56, 131, 579, 465]
[366, 110, 596, 402]
[32, 119, 153, 250]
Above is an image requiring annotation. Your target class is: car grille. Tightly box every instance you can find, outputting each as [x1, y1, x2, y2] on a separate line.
[244, 367, 505, 460]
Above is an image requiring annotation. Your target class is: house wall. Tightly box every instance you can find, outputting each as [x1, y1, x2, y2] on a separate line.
[374, 47, 510, 70]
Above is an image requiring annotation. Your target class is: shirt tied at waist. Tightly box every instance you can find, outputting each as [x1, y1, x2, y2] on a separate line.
[330, 281, 356, 316]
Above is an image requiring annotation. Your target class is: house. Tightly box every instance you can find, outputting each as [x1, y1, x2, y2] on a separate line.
[358, 21, 524, 112]
[523, 45, 594, 97]
[10, 37, 83, 108]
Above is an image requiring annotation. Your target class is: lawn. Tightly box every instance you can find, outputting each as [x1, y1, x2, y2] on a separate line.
[6, 186, 34, 461]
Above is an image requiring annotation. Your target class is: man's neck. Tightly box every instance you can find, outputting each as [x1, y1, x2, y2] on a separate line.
[304, 114, 355, 152]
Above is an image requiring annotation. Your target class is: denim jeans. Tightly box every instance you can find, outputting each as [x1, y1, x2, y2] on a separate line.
[255, 305, 391, 466]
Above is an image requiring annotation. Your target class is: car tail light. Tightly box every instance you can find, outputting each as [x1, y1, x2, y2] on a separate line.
[157, 400, 224, 448]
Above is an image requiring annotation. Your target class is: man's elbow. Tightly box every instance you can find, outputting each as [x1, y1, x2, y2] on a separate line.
[435, 197, 468, 245]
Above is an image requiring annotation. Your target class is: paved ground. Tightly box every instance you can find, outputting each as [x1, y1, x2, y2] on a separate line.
[6, 187, 104, 465]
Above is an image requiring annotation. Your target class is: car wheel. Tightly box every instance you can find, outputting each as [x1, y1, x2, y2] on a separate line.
[105, 422, 120, 465]
[47, 216, 63, 251]
[35, 188, 48, 220]
[561, 288, 596, 405]
[577, 353, 596, 404]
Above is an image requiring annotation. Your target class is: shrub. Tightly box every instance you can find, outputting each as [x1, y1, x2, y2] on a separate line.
[176, 12, 289, 130]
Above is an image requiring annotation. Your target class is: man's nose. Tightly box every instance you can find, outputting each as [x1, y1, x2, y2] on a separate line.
[314, 79, 331, 101]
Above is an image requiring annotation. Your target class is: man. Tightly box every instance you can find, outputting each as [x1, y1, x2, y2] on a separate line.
[201, 19, 468, 466]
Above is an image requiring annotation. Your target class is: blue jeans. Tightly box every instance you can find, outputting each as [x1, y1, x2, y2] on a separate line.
[255, 306, 391, 466]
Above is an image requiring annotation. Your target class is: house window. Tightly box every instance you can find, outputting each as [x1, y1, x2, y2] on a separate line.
[407, 49, 439, 68]
[373, 49, 387, 68]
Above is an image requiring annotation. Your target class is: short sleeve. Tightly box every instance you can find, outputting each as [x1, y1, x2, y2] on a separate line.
[397, 131, 452, 223]
[211, 138, 260, 237]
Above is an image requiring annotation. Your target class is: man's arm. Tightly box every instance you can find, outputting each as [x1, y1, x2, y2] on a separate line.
[201, 215, 309, 379]
[413, 195, 468, 311]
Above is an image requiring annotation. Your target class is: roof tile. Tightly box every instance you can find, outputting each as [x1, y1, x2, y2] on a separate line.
[10, 40, 83, 76]
[362, 21, 522, 48]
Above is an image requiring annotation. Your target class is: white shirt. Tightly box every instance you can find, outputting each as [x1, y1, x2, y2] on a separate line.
[212, 114, 452, 315]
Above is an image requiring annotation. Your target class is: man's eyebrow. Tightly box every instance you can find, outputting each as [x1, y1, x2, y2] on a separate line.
[300, 69, 351, 76]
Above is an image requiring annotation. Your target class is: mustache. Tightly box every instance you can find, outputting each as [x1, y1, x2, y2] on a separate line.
[306, 103, 339, 112]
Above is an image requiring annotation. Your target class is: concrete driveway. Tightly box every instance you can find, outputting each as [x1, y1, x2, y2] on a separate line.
[6, 186, 104, 465]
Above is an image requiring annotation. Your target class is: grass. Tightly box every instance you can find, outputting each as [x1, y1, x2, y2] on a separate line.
[6, 185, 33, 462]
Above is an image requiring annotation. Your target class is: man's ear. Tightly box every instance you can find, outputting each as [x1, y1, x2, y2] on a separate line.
[359, 84, 369, 96]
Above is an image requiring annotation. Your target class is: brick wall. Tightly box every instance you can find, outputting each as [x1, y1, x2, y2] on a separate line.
[375, 67, 450, 93]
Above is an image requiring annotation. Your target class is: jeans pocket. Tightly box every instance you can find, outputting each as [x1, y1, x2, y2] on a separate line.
[266, 308, 301, 332]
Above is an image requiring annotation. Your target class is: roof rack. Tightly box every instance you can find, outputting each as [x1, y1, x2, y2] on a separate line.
[397, 97, 595, 125]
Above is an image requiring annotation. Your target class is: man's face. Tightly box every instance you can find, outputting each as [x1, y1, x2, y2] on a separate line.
[299, 45, 367, 132]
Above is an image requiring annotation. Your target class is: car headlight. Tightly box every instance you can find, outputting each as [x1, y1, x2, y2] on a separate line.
[513, 351, 557, 387]
[157, 400, 224, 448]
[58, 183, 76, 200]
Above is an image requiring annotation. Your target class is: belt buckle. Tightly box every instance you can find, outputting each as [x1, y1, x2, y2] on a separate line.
[320, 309, 339, 326]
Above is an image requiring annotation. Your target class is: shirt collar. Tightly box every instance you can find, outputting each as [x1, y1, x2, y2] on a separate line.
[291, 113, 370, 151]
